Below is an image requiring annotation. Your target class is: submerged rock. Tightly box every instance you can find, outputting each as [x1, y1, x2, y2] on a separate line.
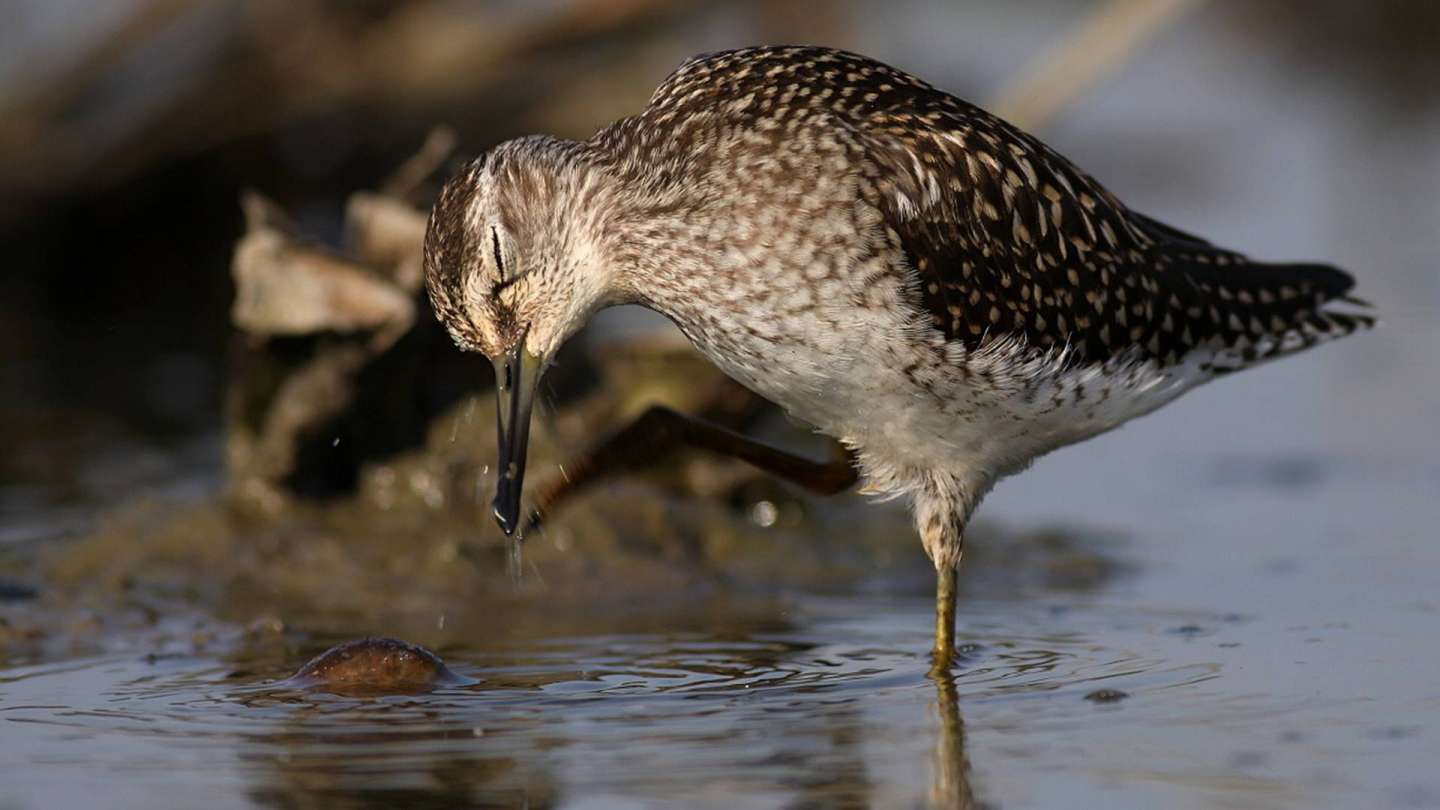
[288, 637, 471, 692]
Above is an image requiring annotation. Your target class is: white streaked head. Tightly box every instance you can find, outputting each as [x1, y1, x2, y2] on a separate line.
[423, 135, 618, 363]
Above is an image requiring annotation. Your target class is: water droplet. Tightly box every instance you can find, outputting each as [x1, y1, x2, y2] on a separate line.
[507, 539, 524, 586]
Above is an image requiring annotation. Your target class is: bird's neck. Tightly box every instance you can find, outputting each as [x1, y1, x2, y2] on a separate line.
[573, 119, 720, 310]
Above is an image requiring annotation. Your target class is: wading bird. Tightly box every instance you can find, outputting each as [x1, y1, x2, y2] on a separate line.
[422, 46, 1371, 671]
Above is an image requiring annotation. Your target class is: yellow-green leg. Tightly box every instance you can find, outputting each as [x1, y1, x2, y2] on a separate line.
[930, 565, 958, 675]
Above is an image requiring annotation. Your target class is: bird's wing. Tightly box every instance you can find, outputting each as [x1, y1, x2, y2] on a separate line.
[848, 105, 1368, 369]
[644, 45, 1368, 369]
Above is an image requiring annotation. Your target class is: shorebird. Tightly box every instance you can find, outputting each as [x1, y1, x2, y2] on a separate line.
[422, 46, 1371, 671]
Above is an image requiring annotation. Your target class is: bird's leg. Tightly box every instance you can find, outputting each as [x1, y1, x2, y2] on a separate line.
[917, 491, 969, 675]
[526, 405, 858, 531]
[931, 565, 959, 676]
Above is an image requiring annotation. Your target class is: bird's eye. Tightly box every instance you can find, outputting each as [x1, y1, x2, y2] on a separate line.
[491, 227, 505, 281]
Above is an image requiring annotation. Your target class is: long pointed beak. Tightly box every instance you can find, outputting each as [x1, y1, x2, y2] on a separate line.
[492, 346, 541, 536]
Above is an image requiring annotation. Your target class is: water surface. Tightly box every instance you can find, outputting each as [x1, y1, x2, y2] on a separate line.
[4, 558, 1437, 810]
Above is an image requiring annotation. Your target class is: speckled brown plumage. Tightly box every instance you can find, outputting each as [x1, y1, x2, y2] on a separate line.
[626, 45, 1371, 369]
[421, 46, 1373, 664]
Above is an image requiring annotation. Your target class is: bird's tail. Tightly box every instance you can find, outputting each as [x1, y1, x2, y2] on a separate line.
[1169, 251, 1376, 371]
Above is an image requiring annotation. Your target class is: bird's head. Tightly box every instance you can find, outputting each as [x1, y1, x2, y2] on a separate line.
[423, 136, 618, 535]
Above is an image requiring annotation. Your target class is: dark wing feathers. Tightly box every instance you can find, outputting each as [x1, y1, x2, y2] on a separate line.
[835, 71, 1369, 368]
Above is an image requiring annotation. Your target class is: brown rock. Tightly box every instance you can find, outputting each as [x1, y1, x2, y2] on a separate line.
[288, 637, 471, 693]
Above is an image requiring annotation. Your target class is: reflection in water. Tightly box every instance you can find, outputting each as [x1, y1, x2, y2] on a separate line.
[931, 673, 976, 809]
[229, 632, 853, 809]
[243, 709, 558, 809]
[0, 603, 1257, 808]
[234, 643, 983, 809]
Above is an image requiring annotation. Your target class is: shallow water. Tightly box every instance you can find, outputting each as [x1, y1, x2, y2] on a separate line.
[4, 573, 1437, 809]
[0, 601, 1297, 809]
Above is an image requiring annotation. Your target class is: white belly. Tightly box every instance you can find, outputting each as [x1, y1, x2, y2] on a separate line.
[695, 309, 1212, 501]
